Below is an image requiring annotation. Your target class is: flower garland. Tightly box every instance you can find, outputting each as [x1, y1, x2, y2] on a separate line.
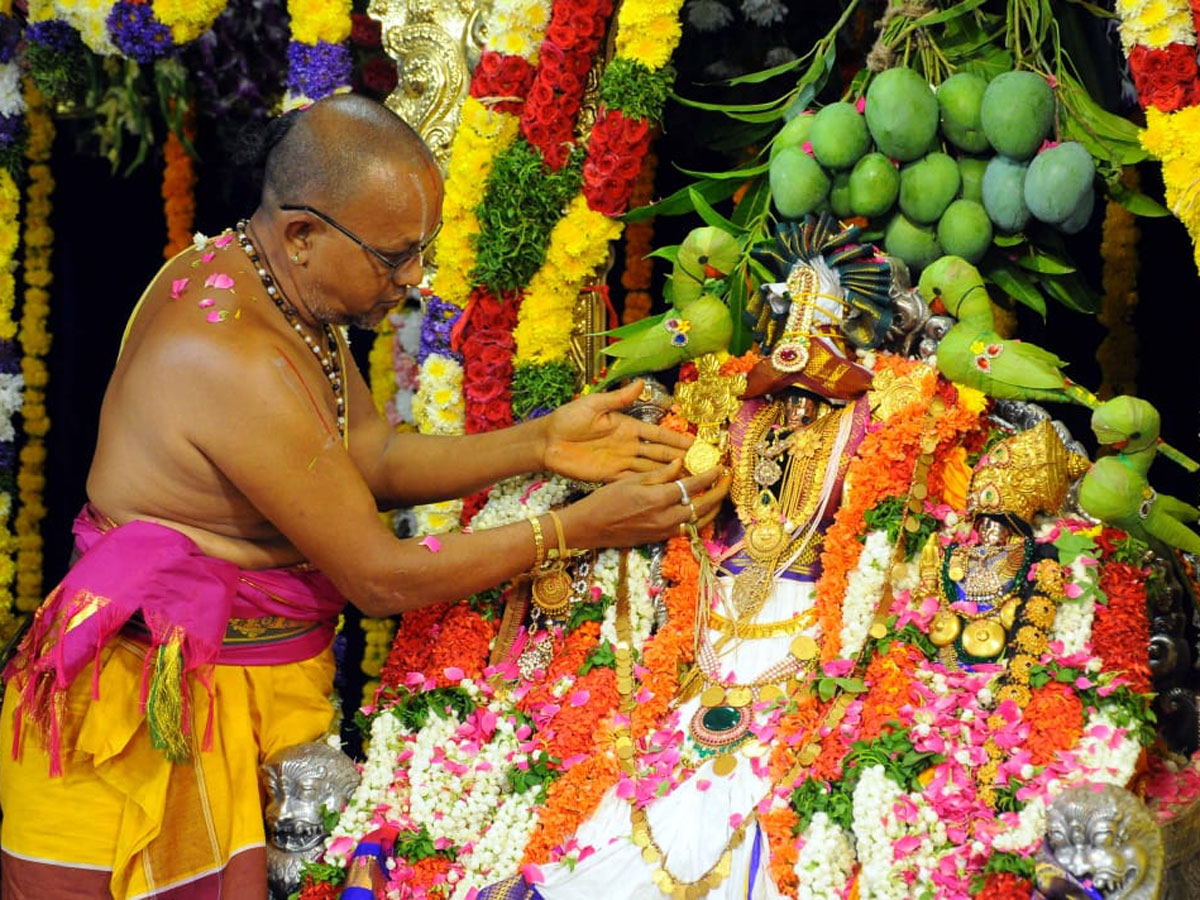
[28, 0, 117, 55]
[0, 142, 21, 643]
[1096, 168, 1140, 398]
[15, 82, 54, 611]
[161, 110, 196, 258]
[283, 0, 352, 110]
[619, 145, 658, 325]
[0, 9, 25, 178]
[1121, 0, 1200, 271]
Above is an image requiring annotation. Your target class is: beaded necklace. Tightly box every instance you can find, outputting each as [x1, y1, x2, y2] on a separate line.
[235, 220, 346, 438]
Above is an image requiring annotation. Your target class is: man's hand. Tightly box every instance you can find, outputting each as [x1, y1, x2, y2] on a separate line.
[540, 380, 692, 483]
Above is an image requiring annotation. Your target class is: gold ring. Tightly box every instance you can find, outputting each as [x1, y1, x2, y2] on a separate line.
[688, 501, 698, 524]
[677, 522, 688, 537]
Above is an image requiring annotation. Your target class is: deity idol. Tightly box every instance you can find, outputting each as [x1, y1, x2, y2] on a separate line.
[304, 216, 1164, 900]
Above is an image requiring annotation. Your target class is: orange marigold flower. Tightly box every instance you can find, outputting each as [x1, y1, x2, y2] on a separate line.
[1023, 681, 1086, 768]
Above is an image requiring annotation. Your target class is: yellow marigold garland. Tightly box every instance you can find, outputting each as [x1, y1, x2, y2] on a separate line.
[1097, 168, 1141, 398]
[510, 0, 685, 367]
[153, 0, 228, 45]
[431, 98, 524, 308]
[1113, 0, 1195, 51]
[161, 113, 197, 258]
[286, 0, 352, 44]
[0, 168, 19, 642]
[16, 83, 54, 610]
[514, 195, 621, 363]
[1140, 105, 1200, 273]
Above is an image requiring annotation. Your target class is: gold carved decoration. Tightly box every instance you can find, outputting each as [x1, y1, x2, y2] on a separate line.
[368, 0, 489, 174]
[570, 285, 607, 386]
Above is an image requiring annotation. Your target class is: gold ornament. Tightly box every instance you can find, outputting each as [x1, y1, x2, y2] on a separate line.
[531, 565, 573, 616]
[960, 618, 1007, 658]
[675, 354, 746, 473]
[966, 421, 1091, 523]
[928, 610, 962, 647]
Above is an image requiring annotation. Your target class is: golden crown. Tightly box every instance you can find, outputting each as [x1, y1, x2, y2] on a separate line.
[966, 420, 1091, 523]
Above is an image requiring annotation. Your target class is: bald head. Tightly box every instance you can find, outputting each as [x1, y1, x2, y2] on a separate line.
[261, 94, 438, 212]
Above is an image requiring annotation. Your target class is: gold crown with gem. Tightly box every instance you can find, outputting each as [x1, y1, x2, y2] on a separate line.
[966, 421, 1091, 523]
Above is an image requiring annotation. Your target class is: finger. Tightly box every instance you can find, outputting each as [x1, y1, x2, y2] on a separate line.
[637, 440, 687, 464]
[691, 473, 731, 522]
[677, 465, 723, 498]
[620, 457, 661, 475]
[637, 420, 693, 451]
[641, 458, 684, 486]
[595, 379, 644, 412]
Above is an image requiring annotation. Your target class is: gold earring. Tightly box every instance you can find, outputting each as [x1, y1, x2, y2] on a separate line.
[291, 254, 300, 263]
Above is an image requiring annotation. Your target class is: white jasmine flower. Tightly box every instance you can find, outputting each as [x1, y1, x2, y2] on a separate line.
[741, 0, 787, 26]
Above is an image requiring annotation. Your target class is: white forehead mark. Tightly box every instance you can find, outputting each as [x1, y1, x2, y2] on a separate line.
[407, 171, 430, 238]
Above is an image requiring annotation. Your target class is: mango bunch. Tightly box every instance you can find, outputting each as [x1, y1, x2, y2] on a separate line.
[768, 67, 1096, 274]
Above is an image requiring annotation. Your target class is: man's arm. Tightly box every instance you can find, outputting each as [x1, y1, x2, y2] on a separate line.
[344, 353, 690, 508]
[192, 336, 723, 616]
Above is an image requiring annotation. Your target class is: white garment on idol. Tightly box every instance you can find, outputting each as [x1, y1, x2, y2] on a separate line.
[537, 576, 820, 900]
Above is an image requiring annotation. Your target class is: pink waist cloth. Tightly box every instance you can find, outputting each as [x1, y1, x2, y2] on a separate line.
[4, 506, 347, 773]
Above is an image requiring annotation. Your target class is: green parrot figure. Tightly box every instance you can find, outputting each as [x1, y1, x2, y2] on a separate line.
[917, 255, 1099, 407]
[594, 226, 738, 387]
[595, 293, 733, 388]
[918, 255, 1199, 471]
[1078, 396, 1200, 556]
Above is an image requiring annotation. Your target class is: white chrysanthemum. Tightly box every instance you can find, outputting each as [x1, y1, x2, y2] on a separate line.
[1068, 709, 1143, 789]
[795, 812, 855, 900]
[0, 371, 24, 443]
[326, 710, 407, 866]
[741, 0, 787, 25]
[415, 499, 463, 536]
[840, 530, 891, 658]
[686, 0, 734, 31]
[0, 65, 25, 118]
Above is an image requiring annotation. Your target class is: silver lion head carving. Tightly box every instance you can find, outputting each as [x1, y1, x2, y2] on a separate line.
[262, 741, 361, 900]
[1037, 783, 1163, 900]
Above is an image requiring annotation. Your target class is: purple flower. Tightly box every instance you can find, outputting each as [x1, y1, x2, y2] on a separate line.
[419, 295, 463, 363]
[0, 15, 21, 64]
[0, 114, 22, 149]
[107, 1, 176, 62]
[285, 40, 352, 100]
[26, 19, 81, 53]
[184, 0, 289, 124]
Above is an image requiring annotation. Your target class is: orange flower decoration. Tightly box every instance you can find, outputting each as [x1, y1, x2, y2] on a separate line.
[761, 806, 801, 898]
[1023, 681, 1086, 768]
[162, 115, 197, 259]
[1093, 559, 1152, 694]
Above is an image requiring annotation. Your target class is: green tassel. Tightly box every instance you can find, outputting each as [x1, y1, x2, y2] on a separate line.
[145, 637, 190, 764]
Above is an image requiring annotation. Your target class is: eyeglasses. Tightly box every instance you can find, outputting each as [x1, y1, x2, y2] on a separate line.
[280, 204, 441, 286]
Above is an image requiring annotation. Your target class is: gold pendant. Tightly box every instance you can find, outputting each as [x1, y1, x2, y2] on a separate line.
[531, 565, 572, 616]
[758, 684, 784, 704]
[960, 618, 1007, 659]
[928, 610, 962, 648]
[684, 438, 722, 476]
[948, 565, 965, 582]
[712, 754, 738, 776]
[700, 685, 727, 707]
[725, 686, 752, 708]
[1000, 597, 1020, 630]
[790, 634, 818, 661]
[745, 519, 786, 561]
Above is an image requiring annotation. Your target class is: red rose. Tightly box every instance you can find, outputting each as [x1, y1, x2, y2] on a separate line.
[350, 12, 382, 48]
[465, 377, 506, 405]
[361, 56, 398, 96]
[527, 77, 556, 110]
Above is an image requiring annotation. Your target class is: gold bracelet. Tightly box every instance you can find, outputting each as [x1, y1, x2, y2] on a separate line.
[546, 509, 568, 561]
[528, 515, 546, 569]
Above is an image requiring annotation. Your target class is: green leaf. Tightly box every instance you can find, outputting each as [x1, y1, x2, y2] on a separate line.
[817, 678, 837, 703]
[986, 264, 1047, 316]
[668, 92, 790, 115]
[1108, 180, 1170, 218]
[1041, 274, 1101, 314]
[992, 233, 1025, 247]
[728, 261, 753, 355]
[623, 178, 740, 222]
[732, 174, 772, 229]
[1014, 249, 1076, 274]
[833, 677, 869, 694]
[645, 245, 679, 263]
[1057, 73, 1148, 166]
[725, 55, 805, 85]
[688, 187, 742, 234]
[677, 160, 771, 181]
[909, 0, 988, 28]
[957, 48, 1014, 81]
